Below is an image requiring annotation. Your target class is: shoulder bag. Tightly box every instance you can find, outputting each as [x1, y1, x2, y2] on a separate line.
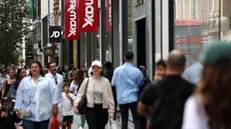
[77, 78, 89, 115]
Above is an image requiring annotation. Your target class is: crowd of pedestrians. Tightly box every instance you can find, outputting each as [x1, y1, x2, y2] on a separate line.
[1, 41, 231, 129]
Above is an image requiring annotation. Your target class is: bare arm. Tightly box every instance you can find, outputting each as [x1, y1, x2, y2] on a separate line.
[1, 80, 6, 99]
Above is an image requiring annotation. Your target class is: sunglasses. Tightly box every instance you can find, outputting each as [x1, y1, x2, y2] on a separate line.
[55, 77, 58, 85]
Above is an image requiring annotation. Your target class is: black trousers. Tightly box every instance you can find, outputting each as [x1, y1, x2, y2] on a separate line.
[112, 86, 118, 120]
[120, 102, 141, 129]
[86, 104, 108, 129]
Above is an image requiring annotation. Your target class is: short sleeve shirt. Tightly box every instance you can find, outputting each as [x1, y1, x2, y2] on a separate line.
[140, 75, 195, 129]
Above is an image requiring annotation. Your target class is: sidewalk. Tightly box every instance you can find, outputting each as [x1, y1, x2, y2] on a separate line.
[72, 111, 134, 129]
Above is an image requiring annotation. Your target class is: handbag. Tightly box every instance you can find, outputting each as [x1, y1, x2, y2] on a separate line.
[77, 78, 89, 115]
[109, 119, 118, 129]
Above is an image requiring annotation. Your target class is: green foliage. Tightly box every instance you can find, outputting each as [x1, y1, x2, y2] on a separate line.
[0, 0, 31, 65]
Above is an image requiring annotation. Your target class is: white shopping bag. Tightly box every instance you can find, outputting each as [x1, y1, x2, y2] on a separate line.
[109, 119, 117, 129]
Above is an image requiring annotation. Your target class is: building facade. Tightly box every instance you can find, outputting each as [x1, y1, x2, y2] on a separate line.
[132, 0, 231, 79]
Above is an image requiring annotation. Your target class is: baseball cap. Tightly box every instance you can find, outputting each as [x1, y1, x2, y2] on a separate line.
[203, 41, 231, 67]
[91, 60, 102, 68]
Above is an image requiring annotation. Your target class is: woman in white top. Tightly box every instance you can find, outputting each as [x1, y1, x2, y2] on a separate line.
[182, 42, 231, 129]
[74, 60, 115, 129]
[70, 70, 86, 129]
[14, 61, 59, 129]
[70, 70, 84, 96]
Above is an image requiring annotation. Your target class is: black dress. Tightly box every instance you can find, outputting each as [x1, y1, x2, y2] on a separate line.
[3, 80, 12, 98]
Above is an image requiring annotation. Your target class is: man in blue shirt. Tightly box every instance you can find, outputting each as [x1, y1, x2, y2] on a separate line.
[182, 54, 204, 85]
[112, 51, 143, 129]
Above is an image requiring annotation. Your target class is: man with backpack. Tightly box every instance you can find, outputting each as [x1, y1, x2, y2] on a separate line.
[138, 50, 195, 129]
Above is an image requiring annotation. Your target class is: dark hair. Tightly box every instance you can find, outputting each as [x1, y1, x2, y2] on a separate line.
[29, 61, 45, 77]
[198, 58, 231, 129]
[156, 59, 167, 68]
[125, 51, 134, 61]
[73, 70, 84, 86]
[63, 82, 70, 88]
[168, 51, 186, 70]
[47, 62, 56, 68]
[104, 61, 113, 69]
[16, 69, 22, 81]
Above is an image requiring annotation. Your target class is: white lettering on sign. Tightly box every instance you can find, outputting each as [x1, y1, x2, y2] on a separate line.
[109, 0, 111, 26]
[83, 0, 94, 28]
[68, 0, 77, 37]
[51, 31, 60, 38]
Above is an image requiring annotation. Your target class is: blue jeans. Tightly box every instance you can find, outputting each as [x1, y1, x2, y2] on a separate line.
[23, 119, 49, 129]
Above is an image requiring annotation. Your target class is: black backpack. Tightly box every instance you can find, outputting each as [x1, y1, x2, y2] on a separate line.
[150, 84, 184, 129]
[139, 77, 151, 97]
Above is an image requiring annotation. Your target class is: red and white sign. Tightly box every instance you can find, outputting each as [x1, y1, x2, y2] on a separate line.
[79, 0, 99, 32]
[65, 0, 80, 40]
[106, 0, 111, 32]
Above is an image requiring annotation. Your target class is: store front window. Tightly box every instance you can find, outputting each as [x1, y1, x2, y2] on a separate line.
[173, 0, 231, 67]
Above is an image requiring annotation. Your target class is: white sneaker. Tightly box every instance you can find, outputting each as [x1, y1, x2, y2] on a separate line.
[78, 126, 83, 129]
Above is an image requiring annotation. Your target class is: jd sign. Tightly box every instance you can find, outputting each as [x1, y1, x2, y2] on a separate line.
[49, 26, 62, 43]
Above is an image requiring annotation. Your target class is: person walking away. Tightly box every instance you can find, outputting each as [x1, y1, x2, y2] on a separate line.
[153, 60, 167, 81]
[103, 61, 114, 82]
[138, 66, 151, 129]
[182, 53, 203, 85]
[62, 83, 75, 129]
[1, 68, 16, 99]
[75, 60, 115, 129]
[14, 61, 60, 129]
[103, 61, 118, 120]
[0, 97, 21, 129]
[69, 70, 85, 129]
[111, 51, 143, 129]
[45, 62, 64, 125]
[138, 50, 195, 129]
[182, 42, 231, 129]
[57, 66, 66, 80]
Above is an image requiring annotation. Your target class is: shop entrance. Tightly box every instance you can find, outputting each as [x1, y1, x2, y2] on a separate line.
[136, 18, 146, 67]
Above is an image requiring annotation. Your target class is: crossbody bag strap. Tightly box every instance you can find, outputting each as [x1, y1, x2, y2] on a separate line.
[83, 78, 89, 95]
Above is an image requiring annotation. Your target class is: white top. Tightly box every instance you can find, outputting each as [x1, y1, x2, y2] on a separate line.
[45, 73, 64, 107]
[14, 76, 60, 122]
[70, 81, 79, 96]
[182, 96, 209, 129]
[74, 77, 115, 117]
[93, 81, 103, 104]
[62, 92, 75, 116]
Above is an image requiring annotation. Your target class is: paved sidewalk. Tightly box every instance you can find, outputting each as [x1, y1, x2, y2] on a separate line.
[72, 111, 134, 129]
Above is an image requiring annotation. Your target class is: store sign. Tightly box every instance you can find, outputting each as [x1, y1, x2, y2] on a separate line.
[65, 0, 80, 40]
[79, 0, 98, 32]
[49, 26, 61, 42]
[106, 0, 111, 32]
[44, 47, 55, 56]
